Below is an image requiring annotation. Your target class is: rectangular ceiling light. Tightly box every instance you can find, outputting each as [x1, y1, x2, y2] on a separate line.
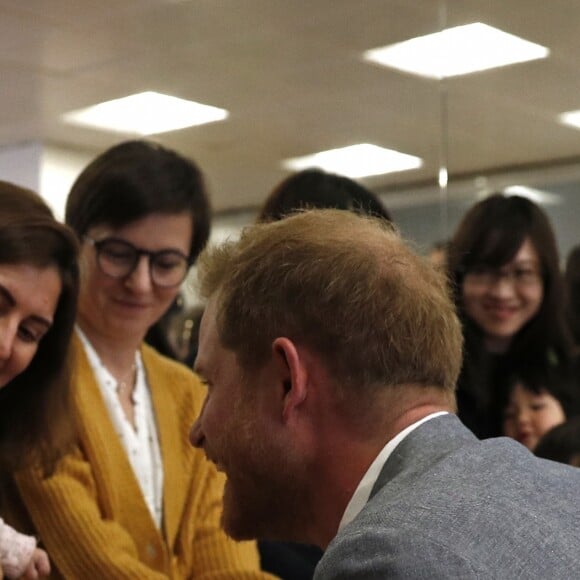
[558, 109, 580, 130]
[282, 143, 422, 178]
[363, 23, 549, 79]
[62, 91, 229, 135]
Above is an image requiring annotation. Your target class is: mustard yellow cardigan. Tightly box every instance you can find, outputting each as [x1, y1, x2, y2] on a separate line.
[10, 336, 275, 579]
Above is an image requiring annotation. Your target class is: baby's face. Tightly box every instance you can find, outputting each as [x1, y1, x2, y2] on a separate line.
[503, 383, 566, 450]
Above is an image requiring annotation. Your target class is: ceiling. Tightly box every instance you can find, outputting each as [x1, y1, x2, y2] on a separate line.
[2, 0, 580, 213]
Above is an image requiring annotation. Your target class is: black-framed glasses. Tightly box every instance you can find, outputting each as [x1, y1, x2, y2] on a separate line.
[85, 236, 190, 288]
[464, 263, 542, 288]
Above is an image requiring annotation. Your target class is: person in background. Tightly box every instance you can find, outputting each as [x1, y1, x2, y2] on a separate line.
[447, 194, 577, 439]
[428, 239, 448, 270]
[256, 168, 392, 579]
[170, 305, 205, 367]
[7, 141, 274, 578]
[258, 168, 392, 223]
[501, 368, 579, 451]
[0, 182, 79, 579]
[190, 209, 580, 578]
[144, 295, 185, 360]
[535, 416, 580, 466]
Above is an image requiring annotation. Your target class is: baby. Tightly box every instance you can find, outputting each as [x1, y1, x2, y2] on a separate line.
[501, 366, 580, 451]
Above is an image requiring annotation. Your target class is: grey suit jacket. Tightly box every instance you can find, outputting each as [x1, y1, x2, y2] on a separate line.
[315, 414, 580, 579]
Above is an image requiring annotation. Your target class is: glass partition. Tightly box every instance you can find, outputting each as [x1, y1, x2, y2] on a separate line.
[207, 0, 580, 270]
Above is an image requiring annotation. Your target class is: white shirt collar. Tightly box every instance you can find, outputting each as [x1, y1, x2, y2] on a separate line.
[338, 411, 448, 531]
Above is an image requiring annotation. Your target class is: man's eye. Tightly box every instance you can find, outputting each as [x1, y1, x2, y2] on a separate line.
[197, 377, 212, 391]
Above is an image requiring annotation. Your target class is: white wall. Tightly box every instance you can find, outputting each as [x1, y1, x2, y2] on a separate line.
[0, 141, 42, 192]
[40, 145, 94, 221]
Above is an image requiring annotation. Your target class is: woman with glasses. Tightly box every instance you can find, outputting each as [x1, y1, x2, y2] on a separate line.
[9, 141, 270, 578]
[447, 193, 578, 439]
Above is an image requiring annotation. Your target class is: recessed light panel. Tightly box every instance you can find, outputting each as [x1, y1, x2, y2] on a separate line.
[283, 144, 422, 178]
[363, 23, 549, 79]
[558, 110, 580, 130]
[63, 91, 229, 135]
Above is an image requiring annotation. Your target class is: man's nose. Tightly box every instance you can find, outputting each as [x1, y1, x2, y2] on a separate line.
[190, 391, 209, 448]
[189, 417, 205, 448]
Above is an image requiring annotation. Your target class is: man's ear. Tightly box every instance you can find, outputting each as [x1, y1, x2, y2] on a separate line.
[272, 337, 308, 422]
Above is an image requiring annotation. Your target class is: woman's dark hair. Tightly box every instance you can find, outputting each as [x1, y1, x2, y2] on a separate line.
[258, 169, 392, 223]
[564, 245, 580, 347]
[65, 140, 211, 263]
[0, 181, 79, 475]
[448, 193, 572, 365]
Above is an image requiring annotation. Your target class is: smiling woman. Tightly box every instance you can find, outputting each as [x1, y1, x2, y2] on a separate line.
[0, 181, 79, 579]
[0, 182, 79, 473]
[447, 194, 578, 439]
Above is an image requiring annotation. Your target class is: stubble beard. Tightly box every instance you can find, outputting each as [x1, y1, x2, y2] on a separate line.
[219, 427, 312, 544]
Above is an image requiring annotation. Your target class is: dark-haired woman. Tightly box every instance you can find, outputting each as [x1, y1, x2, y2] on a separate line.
[0, 181, 79, 578]
[448, 194, 577, 439]
[8, 141, 273, 578]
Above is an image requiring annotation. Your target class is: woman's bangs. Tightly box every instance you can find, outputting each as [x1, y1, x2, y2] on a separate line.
[470, 220, 528, 268]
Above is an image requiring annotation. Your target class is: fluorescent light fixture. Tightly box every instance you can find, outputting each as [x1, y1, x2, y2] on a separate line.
[363, 23, 549, 79]
[62, 91, 229, 135]
[283, 144, 422, 178]
[438, 167, 448, 189]
[558, 109, 580, 130]
[503, 185, 561, 206]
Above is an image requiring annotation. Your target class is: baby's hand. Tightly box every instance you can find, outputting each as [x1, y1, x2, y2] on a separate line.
[20, 548, 50, 579]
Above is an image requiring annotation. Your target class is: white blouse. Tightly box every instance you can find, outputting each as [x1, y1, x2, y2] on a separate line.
[76, 328, 164, 528]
